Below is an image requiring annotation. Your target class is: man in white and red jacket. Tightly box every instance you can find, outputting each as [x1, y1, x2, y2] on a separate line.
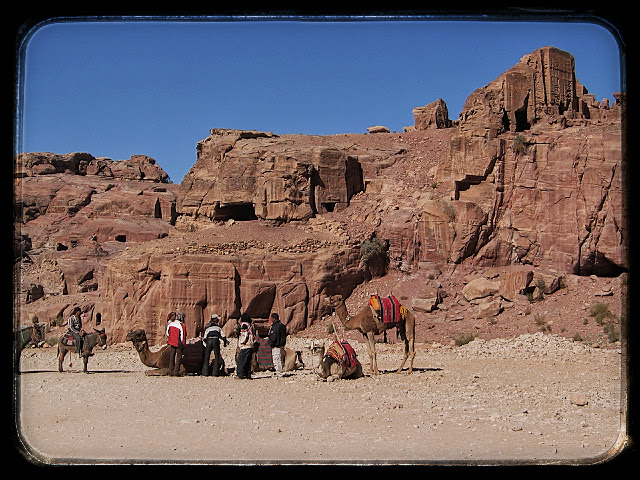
[165, 312, 187, 376]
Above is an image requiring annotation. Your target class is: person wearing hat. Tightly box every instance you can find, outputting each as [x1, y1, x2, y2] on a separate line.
[201, 314, 228, 376]
[165, 311, 187, 376]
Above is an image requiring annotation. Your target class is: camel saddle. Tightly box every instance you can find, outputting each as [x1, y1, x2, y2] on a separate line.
[326, 341, 359, 369]
[369, 295, 407, 324]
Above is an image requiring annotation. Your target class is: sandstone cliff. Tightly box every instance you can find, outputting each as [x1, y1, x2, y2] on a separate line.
[15, 46, 626, 345]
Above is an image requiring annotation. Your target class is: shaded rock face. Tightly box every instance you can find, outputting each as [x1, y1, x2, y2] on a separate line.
[97, 241, 367, 345]
[178, 128, 365, 222]
[427, 121, 624, 276]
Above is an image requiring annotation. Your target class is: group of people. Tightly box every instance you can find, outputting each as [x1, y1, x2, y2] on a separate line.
[164, 310, 288, 379]
[65, 306, 288, 378]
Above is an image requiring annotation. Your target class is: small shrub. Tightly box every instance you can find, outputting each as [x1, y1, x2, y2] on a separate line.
[326, 323, 335, 335]
[603, 322, 620, 343]
[588, 302, 615, 325]
[534, 313, 552, 333]
[512, 134, 528, 155]
[360, 236, 387, 263]
[453, 332, 476, 346]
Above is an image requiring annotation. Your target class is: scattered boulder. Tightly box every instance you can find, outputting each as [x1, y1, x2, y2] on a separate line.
[499, 268, 534, 301]
[462, 277, 500, 301]
[367, 125, 390, 134]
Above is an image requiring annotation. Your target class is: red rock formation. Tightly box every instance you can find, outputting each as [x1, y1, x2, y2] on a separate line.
[15, 46, 625, 345]
[178, 128, 364, 222]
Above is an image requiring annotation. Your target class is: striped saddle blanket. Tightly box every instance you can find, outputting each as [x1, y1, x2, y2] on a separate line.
[369, 294, 407, 324]
[326, 341, 359, 369]
[255, 337, 275, 369]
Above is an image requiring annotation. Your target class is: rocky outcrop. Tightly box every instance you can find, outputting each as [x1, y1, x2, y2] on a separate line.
[418, 46, 625, 276]
[15, 46, 625, 345]
[178, 128, 365, 222]
[412, 98, 452, 130]
[14, 154, 178, 325]
[457, 46, 622, 135]
[16, 152, 170, 182]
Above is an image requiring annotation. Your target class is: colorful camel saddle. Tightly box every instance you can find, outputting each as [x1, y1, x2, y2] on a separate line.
[369, 294, 408, 324]
[326, 340, 359, 369]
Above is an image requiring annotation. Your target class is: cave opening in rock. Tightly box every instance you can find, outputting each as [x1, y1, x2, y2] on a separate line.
[214, 203, 257, 221]
[515, 106, 530, 132]
[321, 202, 336, 212]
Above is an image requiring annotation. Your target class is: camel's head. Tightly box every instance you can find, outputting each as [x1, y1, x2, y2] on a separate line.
[95, 328, 108, 349]
[305, 339, 325, 357]
[126, 329, 147, 351]
[305, 340, 330, 378]
[323, 294, 344, 309]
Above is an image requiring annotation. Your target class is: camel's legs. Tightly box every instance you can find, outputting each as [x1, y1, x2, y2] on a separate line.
[365, 331, 378, 374]
[396, 320, 416, 374]
[397, 339, 409, 373]
[58, 348, 65, 372]
[407, 336, 415, 373]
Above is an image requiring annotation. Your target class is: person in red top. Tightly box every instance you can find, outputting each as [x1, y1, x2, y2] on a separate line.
[165, 311, 187, 376]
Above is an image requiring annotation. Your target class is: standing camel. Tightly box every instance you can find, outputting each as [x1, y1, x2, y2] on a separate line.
[323, 294, 416, 374]
[58, 328, 107, 373]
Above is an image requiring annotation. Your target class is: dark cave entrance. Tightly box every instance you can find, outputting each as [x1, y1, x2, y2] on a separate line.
[514, 106, 530, 132]
[214, 203, 257, 221]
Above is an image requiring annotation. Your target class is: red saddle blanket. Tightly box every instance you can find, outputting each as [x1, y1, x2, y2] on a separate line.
[369, 294, 405, 324]
[326, 341, 359, 369]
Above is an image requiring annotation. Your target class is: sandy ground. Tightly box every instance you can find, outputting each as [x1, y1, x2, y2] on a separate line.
[14, 333, 626, 466]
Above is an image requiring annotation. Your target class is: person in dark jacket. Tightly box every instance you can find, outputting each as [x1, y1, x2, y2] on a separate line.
[201, 314, 228, 376]
[267, 313, 287, 377]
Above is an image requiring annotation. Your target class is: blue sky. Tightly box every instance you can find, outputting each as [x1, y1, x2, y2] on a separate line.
[16, 17, 623, 184]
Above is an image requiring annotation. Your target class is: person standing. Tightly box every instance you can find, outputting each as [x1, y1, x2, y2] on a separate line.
[236, 314, 255, 379]
[166, 311, 187, 376]
[202, 314, 228, 376]
[267, 312, 287, 377]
